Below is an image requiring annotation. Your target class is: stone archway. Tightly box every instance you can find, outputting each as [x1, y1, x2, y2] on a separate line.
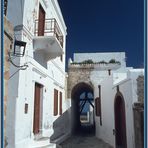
[67, 66, 93, 99]
[71, 82, 95, 135]
[114, 92, 127, 148]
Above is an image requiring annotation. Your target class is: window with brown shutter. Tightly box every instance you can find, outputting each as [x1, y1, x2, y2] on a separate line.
[59, 92, 62, 115]
[95, 97, 100, 116]
[54, 89, 58, 116]
[98, 85, 102, 125]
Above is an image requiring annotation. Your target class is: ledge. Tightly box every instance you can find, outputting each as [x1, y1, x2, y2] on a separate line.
[69, 63, 121, 70]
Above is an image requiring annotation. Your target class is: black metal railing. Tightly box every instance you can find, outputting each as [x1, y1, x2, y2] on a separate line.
[34, 18, 63, 48]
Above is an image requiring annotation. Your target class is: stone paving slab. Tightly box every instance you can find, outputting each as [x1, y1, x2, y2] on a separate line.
[60, 136, 113, 148]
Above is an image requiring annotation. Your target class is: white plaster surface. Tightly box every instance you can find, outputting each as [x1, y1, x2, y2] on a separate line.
[94, 69, 144, 148]
[95, 77, 115, 147]
[6, 0, 68, 148]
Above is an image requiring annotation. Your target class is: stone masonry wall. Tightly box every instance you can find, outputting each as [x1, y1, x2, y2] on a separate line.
[133, 75, 144, 148]
[4, 16, 14, 147]
[67, 67, 93, 98]
[137, 75, 144, 103]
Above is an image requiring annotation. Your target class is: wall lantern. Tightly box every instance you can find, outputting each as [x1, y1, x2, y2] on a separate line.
[14, 40, 27, 57]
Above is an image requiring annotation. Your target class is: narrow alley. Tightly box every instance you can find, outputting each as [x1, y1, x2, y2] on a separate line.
[59, 123, 113, 148]
[60, 136, 113, 148]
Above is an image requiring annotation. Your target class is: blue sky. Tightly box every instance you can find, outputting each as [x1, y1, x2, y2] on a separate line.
[58, 0, 144, 69]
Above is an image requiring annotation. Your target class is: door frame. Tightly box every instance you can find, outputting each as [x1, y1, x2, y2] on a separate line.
[114, 92, 127, 148]
[38, 4, 45, 36]
[33, 82, 43, 136]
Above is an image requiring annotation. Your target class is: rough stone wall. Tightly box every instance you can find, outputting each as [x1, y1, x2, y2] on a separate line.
[137, 75, 144, 103]
[133, 75, 144, 148]
[4, 16, 14, 146]
[133, 103, 144, 148]
[67, 67, 93, 98]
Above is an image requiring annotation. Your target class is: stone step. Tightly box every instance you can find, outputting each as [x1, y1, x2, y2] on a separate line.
[31, 137, 55, 148]
[50, 133, 70, 144]
[38, 144, 62, 148]
[37, 143, 56, 148]
[36, 144, 55, 148]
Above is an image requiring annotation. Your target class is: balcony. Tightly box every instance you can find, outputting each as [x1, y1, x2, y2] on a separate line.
[33, 18, 64, 59]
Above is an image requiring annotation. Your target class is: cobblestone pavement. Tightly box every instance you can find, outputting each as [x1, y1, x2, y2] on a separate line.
[60, 135, 113, 148]
[60, 123, 113, 148]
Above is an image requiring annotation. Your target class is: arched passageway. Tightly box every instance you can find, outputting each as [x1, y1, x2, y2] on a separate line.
[71, 82, 95, 135]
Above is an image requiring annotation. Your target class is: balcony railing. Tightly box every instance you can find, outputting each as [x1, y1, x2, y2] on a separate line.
[34, 18, 63, 48]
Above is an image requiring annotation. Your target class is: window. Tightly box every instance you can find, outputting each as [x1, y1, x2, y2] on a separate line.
[98, 85, 102, 125]
[95, 97, 100, 116]
[59, 92, 62, 115]
[54, 89, 58, 116]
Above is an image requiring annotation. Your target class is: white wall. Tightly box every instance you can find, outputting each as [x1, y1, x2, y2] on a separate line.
[94, 69, 144, 148]
[114, 79, 135, 148]
[7, 0, 25, 27]
[7, 0, 67, 71]
[95, 76, 115, 147]
[126, 69, 144, 103]
[7, 56, 67, 148]
[6, 0, 68, 147]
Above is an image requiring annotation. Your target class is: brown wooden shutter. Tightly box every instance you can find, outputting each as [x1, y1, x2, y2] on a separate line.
[59, 92, 62, 115]
[54, 89, 58, 116]
[38, 4, 45, 36]
[95, 97, 100, 116]
[98, 85, 102, 125]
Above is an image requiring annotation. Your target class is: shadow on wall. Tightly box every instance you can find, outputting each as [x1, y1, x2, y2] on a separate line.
[50, 107, 72, 144]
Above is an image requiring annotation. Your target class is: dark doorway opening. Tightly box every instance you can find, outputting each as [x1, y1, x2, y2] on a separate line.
[71, 82, 95, 136]
[114, 94, 127, 148]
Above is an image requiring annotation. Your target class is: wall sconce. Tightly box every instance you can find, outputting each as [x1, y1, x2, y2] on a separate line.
[14, 40, 27, 57]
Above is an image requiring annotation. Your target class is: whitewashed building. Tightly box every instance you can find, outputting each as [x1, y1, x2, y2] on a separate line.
[5, 0, 144, 147]
[6, 0, 70, 148]
[67, 52, 144, 148]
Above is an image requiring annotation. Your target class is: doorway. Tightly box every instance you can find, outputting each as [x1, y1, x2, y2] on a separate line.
[71, 82, 95, 135]
[38, 4, 45, 36]
[114, 94, 127, 148]
[33, 83, 43, 135]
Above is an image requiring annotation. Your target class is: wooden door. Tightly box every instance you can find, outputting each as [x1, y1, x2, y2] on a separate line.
[33, 83, 42, 135]
[115, 96, 127, 148]
[38, 4, 45, 36]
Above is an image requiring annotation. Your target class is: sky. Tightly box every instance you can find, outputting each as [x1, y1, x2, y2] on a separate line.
[58, 0, 144, 69]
